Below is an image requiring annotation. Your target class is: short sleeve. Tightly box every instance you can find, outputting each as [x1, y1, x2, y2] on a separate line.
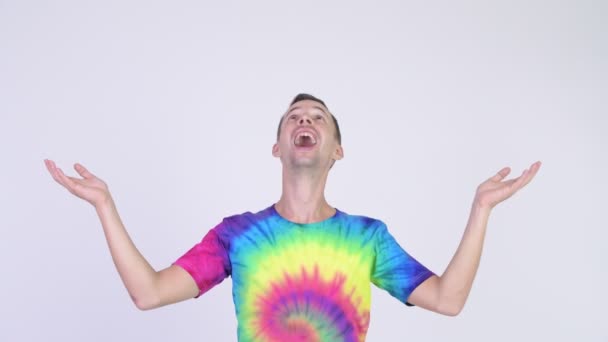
[371, 222, 435, 306]
[173, 221, 231, 298]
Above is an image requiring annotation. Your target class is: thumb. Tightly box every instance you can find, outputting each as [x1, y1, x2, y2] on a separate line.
[490, 167, 511, 182]
[74, 163, 95, 179]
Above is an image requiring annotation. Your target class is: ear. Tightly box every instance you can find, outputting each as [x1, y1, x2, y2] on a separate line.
[272, 142, 280, 158]
[333, 145, 344, 161]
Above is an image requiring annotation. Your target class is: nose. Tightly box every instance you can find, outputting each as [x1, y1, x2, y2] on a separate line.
[298, 115, 312, 125]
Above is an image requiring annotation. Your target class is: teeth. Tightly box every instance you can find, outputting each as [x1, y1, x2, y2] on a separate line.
[295, 131, 317, 145]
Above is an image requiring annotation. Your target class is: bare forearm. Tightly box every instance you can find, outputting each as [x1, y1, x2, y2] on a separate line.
[408, 163, 540, 316]
[95, 197, 159, 309]
[44, 160, 196, 309]
[437, 203, 491, 314]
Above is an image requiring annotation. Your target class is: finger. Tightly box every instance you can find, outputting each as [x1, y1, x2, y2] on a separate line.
[510, 168, 529, 189]
[46, 160, 68, 187]
[518, 161, 541, 188]
[490, 167, 511, 182]
[74, 163, 95, 179]
[44, 159, 59, 174]
[510, 161, 541, 190]
[56, 167, 82, 193]
[529, 161, 542, 176]
[44, 159, 55, 176]
[509, 166, 538, 193]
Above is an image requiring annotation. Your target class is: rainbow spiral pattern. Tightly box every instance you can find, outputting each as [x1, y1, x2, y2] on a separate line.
[175, 205, 433, 341]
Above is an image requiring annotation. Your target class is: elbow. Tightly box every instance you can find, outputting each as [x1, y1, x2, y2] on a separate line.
[134, 301, 153, 311]
[436, 299, 464, 317]
[132, 294, 160, 311]
[441, 305, 463, 317]
[435, 284, 466, 316]
[130, 276, 162, 311]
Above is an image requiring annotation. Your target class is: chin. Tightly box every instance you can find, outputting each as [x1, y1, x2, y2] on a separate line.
[288, 157, 321, 169]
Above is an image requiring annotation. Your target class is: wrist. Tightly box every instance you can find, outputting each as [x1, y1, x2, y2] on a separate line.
[471, 200, 492, 217]
[95, 194, 115, 213]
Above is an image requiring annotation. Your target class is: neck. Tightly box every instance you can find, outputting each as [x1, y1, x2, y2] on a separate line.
[275, 166, 335, 224]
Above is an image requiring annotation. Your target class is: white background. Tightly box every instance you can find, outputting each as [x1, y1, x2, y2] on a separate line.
[1, 1, 606, 341]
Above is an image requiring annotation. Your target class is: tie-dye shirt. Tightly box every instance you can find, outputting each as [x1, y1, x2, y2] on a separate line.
[174, 205, 434, 342]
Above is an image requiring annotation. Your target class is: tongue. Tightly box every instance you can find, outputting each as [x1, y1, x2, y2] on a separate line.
[296, 136, 315, 147]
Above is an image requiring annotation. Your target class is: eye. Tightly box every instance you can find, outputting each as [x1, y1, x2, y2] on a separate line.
[315, 115, 324, 120]
[289, 114, 298, 120]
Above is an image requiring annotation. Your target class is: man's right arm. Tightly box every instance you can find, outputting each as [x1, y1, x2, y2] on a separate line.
[95, 199, 199, 310]
[45, 159, 198, 310]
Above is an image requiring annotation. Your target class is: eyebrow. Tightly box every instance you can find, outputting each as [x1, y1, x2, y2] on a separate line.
[286, 105, 330, 117]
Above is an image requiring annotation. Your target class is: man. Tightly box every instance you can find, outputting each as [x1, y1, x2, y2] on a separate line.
[45, 93, 541, 341]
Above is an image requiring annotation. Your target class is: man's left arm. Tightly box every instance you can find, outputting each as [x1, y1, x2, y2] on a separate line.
[407, 161, 542, 316]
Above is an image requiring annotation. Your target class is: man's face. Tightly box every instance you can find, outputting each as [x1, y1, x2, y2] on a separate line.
[272, 100, 343, 170]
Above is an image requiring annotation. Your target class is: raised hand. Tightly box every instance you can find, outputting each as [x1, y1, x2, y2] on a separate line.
[474, 161, 542, 210]
[44, 159, 111, 207]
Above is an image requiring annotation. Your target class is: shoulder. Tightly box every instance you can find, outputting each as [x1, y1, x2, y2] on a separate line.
[214, 205, 274, 232]
[338, 210, 386, 227]
[221, 205, 273, 224]
[208, 206, 274, 246]
[337, 209, 387, 232]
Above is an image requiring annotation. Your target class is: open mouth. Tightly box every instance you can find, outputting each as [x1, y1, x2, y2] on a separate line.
[294, 131, 317, 148]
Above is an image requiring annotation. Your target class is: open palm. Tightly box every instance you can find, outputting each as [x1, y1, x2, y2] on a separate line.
[475, 161, 542, 209]
[44, 159, 110, 207]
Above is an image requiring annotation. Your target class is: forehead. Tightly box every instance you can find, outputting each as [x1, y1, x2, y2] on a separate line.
[284, 100, 330, 116]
